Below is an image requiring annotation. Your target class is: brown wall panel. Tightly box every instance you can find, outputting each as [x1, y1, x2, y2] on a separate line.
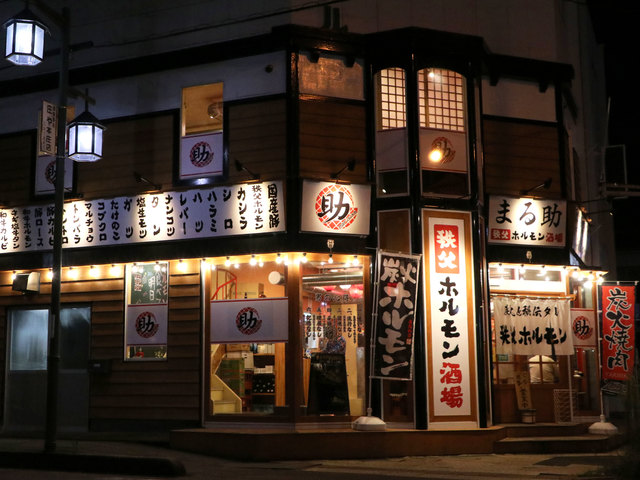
[483, 118, 563, 198]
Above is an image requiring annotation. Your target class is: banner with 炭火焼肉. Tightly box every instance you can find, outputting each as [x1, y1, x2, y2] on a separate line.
[493, 296, 573, 356]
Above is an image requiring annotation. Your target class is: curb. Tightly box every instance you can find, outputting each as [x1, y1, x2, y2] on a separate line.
[0, 451, 186, 477]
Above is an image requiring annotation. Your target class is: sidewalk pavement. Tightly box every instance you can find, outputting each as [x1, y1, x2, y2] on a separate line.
[0, 434, 628, 479]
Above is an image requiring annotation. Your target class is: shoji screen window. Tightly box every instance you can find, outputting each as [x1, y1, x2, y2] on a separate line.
[418, 68, 470, 197]
[374, 68, 408, 196]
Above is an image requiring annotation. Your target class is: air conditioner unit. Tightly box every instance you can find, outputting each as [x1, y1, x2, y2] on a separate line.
[12, 272, 41, 294]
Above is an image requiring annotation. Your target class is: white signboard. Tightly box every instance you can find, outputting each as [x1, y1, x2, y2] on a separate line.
[39, 100, 57, 156]
[423, 209, 477, 425]
[419, 128, 467, 173]
[34, 156, 74, 196]
[210, 297, 289, 343]
[126, 304, 168, 346]
[301, 180, 370, 235]
[180, 132, 224, 179]
[570, 308, 597, 347]
[488, 196, 566, 247]
[0, 181, 284, 253]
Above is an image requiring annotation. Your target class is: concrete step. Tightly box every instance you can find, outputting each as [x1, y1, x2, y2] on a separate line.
[502, 422, 589, 438]
[494, 433, 623, 454]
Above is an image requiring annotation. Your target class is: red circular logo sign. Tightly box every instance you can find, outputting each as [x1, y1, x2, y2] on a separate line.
[315, 184, 358, 231]
[135, 311, 159, 338]
[190, 141, 213, 167]
[572, 315, 593, 341]
[236, 307, 262, 335]
[431, 136, 456, 164]
[45, 160, 56, 185]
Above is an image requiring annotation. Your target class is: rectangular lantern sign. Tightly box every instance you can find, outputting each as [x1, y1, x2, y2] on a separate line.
[301, 180, 371, 235]
[601, 284, 635, 381]
[210, 297, 289, 343]
[0, 181, 284, 253]
[423, 209, 477, 425]
[488, 196, 566, 247]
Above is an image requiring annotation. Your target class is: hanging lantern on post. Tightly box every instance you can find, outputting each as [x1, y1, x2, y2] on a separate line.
[67, 107, 105, 162]
[3, 8, 48, 66]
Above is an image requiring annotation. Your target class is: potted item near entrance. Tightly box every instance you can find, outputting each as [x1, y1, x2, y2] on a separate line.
[520, 408, 536, 424]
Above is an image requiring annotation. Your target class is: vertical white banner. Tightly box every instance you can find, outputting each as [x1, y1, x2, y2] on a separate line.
[423, 209, 477, 426]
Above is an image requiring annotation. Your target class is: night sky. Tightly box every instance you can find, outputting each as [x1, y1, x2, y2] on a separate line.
[588, 1, 640, 276]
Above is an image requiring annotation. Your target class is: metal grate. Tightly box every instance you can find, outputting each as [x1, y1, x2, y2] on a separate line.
[553, 389, 578, 423]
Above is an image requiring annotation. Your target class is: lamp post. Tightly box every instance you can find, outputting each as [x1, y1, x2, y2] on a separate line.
[4, 3, 103, 453]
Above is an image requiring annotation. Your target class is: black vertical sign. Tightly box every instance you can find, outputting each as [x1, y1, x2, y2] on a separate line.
[372, 251, 421, 380]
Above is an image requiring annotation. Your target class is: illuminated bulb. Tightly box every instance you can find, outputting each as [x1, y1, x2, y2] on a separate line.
[68, 267, 78, 279]
[11, 271, 16, 281]
[352, 255, 359, 266]
[47, 269, 53, 281]
[89, 265, 99, 278]
[110, 264, 120, 276]
[177, 260, 187, 272]
[283, 256, 290, 266]
[328, 254, 334, 264]
[301, 253, 308, 263]
[154, 262, 161, 272]
[276, 253, 282, 264]
[132, 263, 138, 273]
[258, 258, 264, 267]
[224, 257, 231, 267]
[428, 148, 443, 163]
[249, 255, 257, 266]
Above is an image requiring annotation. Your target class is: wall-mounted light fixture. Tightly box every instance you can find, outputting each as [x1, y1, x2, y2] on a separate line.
[331, 157, 355, 181]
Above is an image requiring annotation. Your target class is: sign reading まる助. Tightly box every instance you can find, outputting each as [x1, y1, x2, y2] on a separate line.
[488, 196, 566, 247]
[301, 180, 370, 235]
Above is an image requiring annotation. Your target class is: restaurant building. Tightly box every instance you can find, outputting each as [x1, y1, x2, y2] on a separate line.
[0, 0, 621, 441]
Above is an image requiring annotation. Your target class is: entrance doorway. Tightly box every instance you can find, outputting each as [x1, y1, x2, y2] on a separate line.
[4, 306, 91, 433]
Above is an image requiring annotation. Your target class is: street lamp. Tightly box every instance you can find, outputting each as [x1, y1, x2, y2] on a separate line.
[3, 7, 47, 66]
[3, 3, 103, 453]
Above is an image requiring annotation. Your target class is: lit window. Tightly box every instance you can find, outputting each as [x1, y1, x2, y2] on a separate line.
[378, 68, 406, 130]
[419, 68, 465, 132]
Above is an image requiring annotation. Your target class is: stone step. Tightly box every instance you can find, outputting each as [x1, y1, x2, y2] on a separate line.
[494, 433, 623, 454]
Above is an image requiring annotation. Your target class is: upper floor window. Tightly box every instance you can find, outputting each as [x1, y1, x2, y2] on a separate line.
[419, 68, 466, 132]
[374, 67, 408, 197]
[378, 67, 407, 130]
[179, 82, 225, 182]
[418, 67, 469, 198]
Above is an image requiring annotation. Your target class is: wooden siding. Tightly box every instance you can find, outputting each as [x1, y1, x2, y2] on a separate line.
[0, 260, 202, 428]
[227, 98, 287, 183]
[0, 132, 33, 207]
[299, 100, 367, 183]
[76, 113, 175, 200]
[483, 118, 563, 198]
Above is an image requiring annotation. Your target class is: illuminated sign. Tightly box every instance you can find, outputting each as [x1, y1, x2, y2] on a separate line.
[488, 196, 566, 247]
[0, 181, 285, 253]
[301, 180, 370, 235]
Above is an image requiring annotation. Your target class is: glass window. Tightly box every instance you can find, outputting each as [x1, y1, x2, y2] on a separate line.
[181, 83, 223, 137]
[375, 68, 408, 196]
[418, 67, 469, 197]
[124, 262, 169, 361]
[209, 255, 287, 416]
[9, 309, 48, 371]
[301, 254, 365, 417]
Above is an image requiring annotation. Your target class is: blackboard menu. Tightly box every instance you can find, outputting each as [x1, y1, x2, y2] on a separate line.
[307, 353, 349, 415]
[129, 263, 168, 305]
